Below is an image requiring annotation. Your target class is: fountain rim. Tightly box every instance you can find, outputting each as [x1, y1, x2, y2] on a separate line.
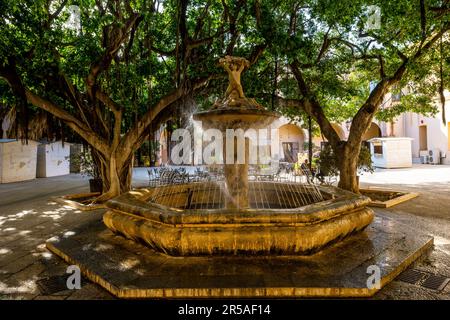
[106, 184, 371, 226]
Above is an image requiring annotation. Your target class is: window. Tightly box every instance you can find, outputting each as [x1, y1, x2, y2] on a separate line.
[419, 125, 428, 151]
[373, 142, 383, 156]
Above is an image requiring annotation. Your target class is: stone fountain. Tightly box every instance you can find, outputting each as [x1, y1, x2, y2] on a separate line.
[46, 56, 434, 298]
[102, 56, 374, 255]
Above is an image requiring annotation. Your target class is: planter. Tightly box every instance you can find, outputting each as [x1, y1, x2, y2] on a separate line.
[52, 192, 105, 211]
[359, 188, 419, 208]
[89, 178, 103, 193]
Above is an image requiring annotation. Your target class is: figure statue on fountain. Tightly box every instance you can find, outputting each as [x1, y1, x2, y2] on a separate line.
[213, 56, 262, 110]
[220, 56, 249, 99]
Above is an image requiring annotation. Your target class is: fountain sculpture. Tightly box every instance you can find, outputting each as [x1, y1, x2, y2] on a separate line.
[103, 56, 374, 256]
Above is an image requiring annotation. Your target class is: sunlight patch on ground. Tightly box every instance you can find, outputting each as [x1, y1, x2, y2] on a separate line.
[7, 210, 37, 219]
[434, 236, 450, 255]
[118, 257, 140, 271]
[360, 165, 450, 185]
[41, 206, 75, 221]
[94, 243, 114, 252]
[0, 248, 12, 255]
[46, 236, 60, 243]
[32, 251, 53, 260]
[63, 231, 76, 238]
[0, 280, 37, 294]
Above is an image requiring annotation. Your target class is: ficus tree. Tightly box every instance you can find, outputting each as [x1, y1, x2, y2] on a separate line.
[0, 0, 265, 200]
[250, 0, 450, 192]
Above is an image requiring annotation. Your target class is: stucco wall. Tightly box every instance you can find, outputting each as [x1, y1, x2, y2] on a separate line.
[270, 117, 307, 161]
[0, 139, 38, 183]
[370, 138, 413, 168]
[37, 141, 71, 178]
[397, 100, 450, 164]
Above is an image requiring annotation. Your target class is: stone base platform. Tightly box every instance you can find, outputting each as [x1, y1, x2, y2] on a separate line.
[46, 213, 433, 298]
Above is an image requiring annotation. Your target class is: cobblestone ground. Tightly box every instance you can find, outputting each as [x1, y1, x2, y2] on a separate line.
[0, 167, 449, 300]
[0, 174, 113, 300]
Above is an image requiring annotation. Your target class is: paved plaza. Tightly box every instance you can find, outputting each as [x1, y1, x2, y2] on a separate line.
[0, 165, 450, 299]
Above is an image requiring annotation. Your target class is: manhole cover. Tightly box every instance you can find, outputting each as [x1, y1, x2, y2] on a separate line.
[37, 276, 69, 295]
[396, 269, 427, 284]
[421, 274, 450, 291]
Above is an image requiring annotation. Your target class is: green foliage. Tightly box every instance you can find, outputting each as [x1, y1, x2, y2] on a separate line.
[1, 0, 449, 142]
[70, 147, 101, 179]
[249, 0, 450, 132]
[317, 144, 374, 181]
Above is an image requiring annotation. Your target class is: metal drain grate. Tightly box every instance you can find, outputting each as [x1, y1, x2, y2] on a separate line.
[396, 268, 450, 291]
[396, 269, 427, 284]
[421, 274, 450, 291]
[37, 276, 69, 295]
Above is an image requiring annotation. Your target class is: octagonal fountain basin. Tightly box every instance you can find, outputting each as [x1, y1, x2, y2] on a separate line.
[104, 182, 374, 256]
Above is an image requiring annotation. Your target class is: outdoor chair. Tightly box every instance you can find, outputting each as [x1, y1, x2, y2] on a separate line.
[147, 168, 160, 187]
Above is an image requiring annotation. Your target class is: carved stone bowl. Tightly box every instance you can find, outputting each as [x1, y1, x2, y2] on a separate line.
[103, 184, 374, 256]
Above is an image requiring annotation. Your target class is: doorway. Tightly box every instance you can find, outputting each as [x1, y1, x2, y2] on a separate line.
[419, 125, 428, 151]
[282, 142, 299, 163]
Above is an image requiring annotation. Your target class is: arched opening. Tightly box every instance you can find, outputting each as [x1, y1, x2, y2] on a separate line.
[362, 122, 382, 141]
[278, 123, 305, 163]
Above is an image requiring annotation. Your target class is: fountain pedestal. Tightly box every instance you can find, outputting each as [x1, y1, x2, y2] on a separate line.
[194, 56, 278, 210]
[223, 150, 249, 209]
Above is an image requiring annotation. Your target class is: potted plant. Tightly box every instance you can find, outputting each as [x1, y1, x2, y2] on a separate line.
[71, 148, 103, 193]
[317, 144, 373, 186]
[356, 145, 375, 184]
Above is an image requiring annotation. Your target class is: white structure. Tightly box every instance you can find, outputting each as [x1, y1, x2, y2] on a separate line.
[373, 90, 450, 164]
[37, 141, 71, 177]
[368, 137, 413, 168]
[0, 139, 38, 183]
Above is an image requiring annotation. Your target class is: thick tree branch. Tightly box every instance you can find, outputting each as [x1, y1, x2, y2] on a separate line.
[316, 28, 332, 63]
[118, 75, 216, 167]
[289, 59, 341, 146]
[348, 23, 450, 147]
[420, 0, 427, 45]
[95, 90, 122, 115]
[25, 90, 110, 156]
[86, 12, 141, 98]
[49, 0, 69, 21]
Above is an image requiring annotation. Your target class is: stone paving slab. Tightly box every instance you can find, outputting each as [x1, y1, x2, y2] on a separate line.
[46, 212, 433, 298]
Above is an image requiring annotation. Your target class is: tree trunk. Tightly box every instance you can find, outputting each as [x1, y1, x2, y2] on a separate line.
[336, 144, 360, 193]
[92, 150, 133, 202]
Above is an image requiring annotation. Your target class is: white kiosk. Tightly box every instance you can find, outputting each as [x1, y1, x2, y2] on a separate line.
[368, 137, 413, 168]
[37, 141, 71, 177]
[0, 139, 38, 183]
